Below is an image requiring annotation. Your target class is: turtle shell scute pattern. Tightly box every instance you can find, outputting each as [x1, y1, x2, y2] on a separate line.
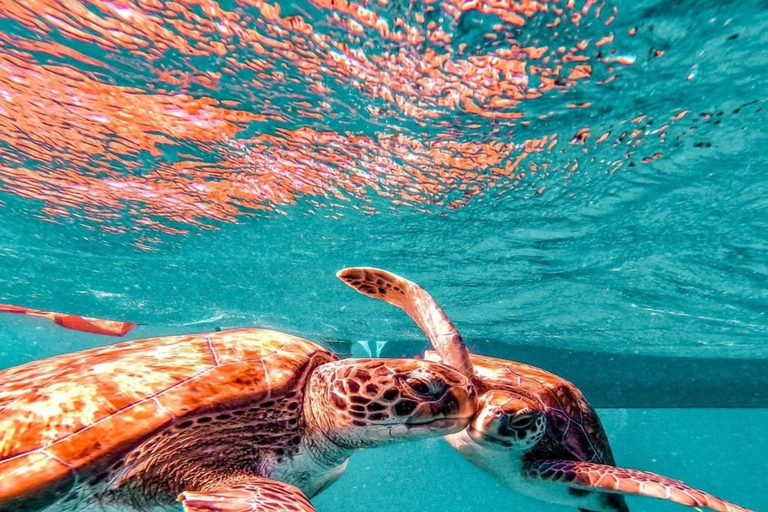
[0, 328, 337, 504]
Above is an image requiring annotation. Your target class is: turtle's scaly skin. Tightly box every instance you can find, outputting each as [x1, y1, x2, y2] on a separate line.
[181, 477, 315, 512]
[457, 353, 614, 466]
[434, 353, 758, 512]
[523, 460, 756, 512]
[0, 327, 475, 512]
[0, 329, 333, 510]
[338, 267, 760, 512]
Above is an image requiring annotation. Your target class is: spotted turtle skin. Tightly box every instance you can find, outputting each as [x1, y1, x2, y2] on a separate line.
[463, 352, 615, 467]
[0, 327, 476, 512]
[337, 266, 760, 512]
[0, 328, 335, 510]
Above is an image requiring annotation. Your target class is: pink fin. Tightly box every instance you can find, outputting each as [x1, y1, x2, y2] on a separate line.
[0, 303, 136, 336]
[179, 478, 317, 512]
[337, 267, 475, 378]
[49, 314, 137, 336]
[524, 460, 758, 512]
[0, 304, 30, 314]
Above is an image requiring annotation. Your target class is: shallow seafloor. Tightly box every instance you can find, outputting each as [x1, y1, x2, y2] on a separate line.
[0, 0, 766, 510]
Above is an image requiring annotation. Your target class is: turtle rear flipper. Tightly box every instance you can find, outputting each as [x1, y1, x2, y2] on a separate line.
[179, 477, 317, 512]
[523, 460, 758, 512]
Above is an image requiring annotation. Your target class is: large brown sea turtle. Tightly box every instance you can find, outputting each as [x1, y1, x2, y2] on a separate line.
[0, 327, 476, 512]
[337, 267, 758, 512]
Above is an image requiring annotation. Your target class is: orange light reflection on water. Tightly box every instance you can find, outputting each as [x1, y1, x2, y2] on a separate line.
[0, 0, 675, 240]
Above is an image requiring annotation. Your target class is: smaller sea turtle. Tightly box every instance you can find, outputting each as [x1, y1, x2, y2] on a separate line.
[337, 267, 758, 512]
[0, 327, 475, 512]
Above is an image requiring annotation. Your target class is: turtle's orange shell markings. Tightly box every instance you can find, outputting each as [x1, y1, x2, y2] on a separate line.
[0, 328, 334, 505]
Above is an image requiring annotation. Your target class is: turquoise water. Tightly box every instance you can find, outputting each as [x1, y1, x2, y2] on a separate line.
[0, 0, 767, 510]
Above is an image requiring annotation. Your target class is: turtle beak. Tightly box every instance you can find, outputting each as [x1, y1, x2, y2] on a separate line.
[404, 376, 476, 434]
[467, 405, 514, 447]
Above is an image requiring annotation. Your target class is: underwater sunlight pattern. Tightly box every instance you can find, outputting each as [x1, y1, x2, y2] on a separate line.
[0, 0, 766, 510]
[0, 0, 764, 358]
[0, 0, 705, 232]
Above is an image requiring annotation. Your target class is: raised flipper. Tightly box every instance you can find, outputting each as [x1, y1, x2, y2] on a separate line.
[337, 267, 475, 378]
[523, 460, 759, 512]
[179, 477, 317, 512]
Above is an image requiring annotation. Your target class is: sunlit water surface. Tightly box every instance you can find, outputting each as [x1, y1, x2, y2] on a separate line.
[0, 0, 766, 510]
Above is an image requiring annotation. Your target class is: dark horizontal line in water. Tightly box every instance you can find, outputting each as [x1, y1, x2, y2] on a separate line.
[325, 340, 768, 409]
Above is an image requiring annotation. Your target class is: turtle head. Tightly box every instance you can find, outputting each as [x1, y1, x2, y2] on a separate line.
[306, 358, 476, 449]
[468, 390, 546, 453]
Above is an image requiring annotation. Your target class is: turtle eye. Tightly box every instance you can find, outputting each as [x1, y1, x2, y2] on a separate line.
[406, 378, 431, 396]
[510, 413, 537, 429]
[405, 377, 447, 397]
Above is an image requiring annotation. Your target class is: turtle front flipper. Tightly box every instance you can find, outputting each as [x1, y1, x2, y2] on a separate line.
[524, 460, 758, 512]
[337, 267, 475, 378]
[179, 478, 317, 512]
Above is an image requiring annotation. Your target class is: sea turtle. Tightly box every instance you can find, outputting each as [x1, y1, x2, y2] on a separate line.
[0, 327, 476, 512]
[337, 267, 757, 512]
